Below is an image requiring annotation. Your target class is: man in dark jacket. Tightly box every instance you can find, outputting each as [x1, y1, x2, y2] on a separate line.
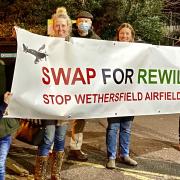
[71, 11, 100, 39]
[68, 11, 100, 161]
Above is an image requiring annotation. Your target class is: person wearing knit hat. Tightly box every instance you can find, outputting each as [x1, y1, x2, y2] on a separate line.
[68, 10, 100, 162]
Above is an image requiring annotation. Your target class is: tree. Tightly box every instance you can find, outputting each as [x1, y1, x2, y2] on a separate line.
[0, 0, 167, 44]
[0, 0, 102, 36]
[95, 0, 166, 44]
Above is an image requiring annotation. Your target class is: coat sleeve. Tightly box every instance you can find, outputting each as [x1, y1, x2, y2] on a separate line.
[0, 102, 8, 119]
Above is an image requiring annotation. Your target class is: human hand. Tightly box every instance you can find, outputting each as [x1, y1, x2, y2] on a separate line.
[4, 92, 12, 104]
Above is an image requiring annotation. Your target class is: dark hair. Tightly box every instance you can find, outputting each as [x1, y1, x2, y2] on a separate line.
[116, 23, 135, 42]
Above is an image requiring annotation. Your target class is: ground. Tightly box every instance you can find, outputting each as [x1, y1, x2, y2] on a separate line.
[6, 114, 180, 180]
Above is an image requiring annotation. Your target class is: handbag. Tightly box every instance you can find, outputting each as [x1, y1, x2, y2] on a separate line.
[16, 119, 44, 146]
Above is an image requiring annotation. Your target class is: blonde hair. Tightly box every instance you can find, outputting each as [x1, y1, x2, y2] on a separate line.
[56, 7, 67, 15]
[52, 7, 72, 34]
[117, 23, 135, 42]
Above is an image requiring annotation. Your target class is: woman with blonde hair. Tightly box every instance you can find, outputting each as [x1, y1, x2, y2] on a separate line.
[34, 7, 71, 180]
[106, 23, 137, 169]
[51, 7, 72, 38]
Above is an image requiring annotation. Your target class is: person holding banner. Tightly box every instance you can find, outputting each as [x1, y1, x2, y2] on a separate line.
[67, 10, 101, 162]
[106, 23, 138, 169]
[34, 7, 71, 180]
[0, 92, 19, 180]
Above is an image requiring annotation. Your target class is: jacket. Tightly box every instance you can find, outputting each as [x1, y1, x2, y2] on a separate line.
[0, 102, 20, 138]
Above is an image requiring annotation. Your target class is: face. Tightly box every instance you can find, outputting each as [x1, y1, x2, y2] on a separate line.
[76, 18, 92, 32]
[118, 27, 133, 42]
[53, 17, 69, 38]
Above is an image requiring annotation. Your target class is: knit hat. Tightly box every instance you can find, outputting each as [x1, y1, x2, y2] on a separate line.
[76, 11, 93, 20]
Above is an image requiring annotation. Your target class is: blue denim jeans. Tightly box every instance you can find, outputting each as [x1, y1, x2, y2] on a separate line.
[0, 135, 11, 180]
[106, 116, 134, 159]
[38, 121, 68, 156]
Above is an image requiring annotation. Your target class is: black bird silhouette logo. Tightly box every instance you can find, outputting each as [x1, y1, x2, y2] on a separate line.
[23, 44, 48, 64]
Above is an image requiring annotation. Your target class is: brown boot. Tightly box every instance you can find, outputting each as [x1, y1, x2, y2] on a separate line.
[67, 150, 88, 161]
[34, 156, 48, 180]
[51, 151, 64, 180]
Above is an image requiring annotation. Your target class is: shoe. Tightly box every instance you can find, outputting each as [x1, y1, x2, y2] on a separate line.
[67, 150, 88, 162]
[106, 159, 116, 169]
[119, 156, 138, 166]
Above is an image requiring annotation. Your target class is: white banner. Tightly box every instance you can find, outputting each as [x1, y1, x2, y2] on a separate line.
[8, 28, 180, 119]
